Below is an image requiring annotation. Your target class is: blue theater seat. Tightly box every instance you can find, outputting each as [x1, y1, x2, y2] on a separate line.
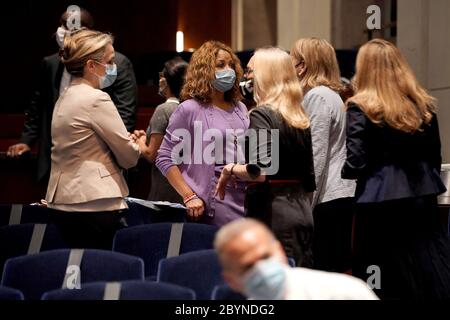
[0, 285, 24, 300]
[0, 204, 50, 227]
[42, 280, 195, 300]
[113, 223, 218, 279]
[123, 199, 186, 227]
[211, 284, 246, 300]
[1, 249, 144, 300]
[288, 257, 296, 267]
[157, 249, 224, 300]
[0, 223, 67, 275]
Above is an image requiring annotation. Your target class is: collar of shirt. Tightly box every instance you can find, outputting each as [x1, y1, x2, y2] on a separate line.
[60, 68, 72, 95]
[166, 97, 180, 104]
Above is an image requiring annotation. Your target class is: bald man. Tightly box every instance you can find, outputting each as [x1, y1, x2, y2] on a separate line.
[214, 218, 379, 300]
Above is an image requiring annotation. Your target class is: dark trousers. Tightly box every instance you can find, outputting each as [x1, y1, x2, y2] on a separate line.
[313, 197, 354, 273]
[49, 209, 127, 250]
[352, 195, 450, 300]
[246, 183, 314, 268]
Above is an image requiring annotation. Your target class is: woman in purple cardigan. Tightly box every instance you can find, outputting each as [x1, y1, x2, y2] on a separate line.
[155, 41, 249, 226]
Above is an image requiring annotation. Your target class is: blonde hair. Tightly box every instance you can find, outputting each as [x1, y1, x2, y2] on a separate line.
[291, 37, 343, 94]
[347, 39, 436, 133]
[60, 29, 114, 77]
[180, 40, 243, 104]
[252, 47, 310, 129]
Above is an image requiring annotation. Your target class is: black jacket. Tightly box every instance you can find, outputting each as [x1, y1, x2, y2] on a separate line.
[342, 103, 446, 203]
[245, 105, 316, 193]
[20, 52, 138, 181]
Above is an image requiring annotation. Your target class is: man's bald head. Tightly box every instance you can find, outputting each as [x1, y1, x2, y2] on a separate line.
[214, 218, 274, 254]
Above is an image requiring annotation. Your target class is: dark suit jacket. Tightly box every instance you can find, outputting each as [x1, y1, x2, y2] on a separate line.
[20, 51, 137, 182]
[341, 103, 446, 203]
[245, 106, 316, 192]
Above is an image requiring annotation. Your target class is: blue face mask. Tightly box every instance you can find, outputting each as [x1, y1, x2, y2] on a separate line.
[94, 62, 118, 89]
[213, 69, 236, 92]
[242, 257, 287, 300]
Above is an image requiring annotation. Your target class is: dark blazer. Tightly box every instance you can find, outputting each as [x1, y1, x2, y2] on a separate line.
[245, 106, 316, 192]
[20, 52, 137, 182]
[342, 103, 446, 203]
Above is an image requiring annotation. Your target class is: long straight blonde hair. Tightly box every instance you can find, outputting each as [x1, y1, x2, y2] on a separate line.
[290, 37, 343, 94]
[347, 39, 436, 133]
[252, 47, 310, 129]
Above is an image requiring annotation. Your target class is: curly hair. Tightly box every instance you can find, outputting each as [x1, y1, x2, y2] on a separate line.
[181, 40, 243, 104]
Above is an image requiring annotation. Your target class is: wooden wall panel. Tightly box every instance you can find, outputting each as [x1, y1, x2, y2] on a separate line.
[177, 0, 232, 49]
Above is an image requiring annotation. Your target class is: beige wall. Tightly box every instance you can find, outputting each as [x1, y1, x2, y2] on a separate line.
[232, 0, 277, 51]
[398, 0, 450, 162]
[276, 0, 392, 50]
[277, 0, 331, 50]
[397, 0, 429, 85]
[332, 0, 392, 49]
[235, 0, 392, 50]
[244, 0, 277, 50]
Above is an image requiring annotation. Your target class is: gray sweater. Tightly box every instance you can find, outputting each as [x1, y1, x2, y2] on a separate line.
[303, 86, 356, 207]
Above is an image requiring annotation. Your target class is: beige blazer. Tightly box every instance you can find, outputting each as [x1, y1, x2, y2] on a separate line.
[45, 83, 140, 208]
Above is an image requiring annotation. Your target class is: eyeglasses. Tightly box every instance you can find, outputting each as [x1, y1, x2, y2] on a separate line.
[94, 60, 116, 73]
[94, 60, 108, 68]
[244, 68, 254, 76]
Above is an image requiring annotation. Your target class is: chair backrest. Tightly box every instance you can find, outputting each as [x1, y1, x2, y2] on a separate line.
[0, 204, 50, 227]
[1, 249, 144, 300]
[211, 284, 246, 300]
[288, 257, 296, 267]
[0, 285, 24, 300]
[0, 223, 67, 275]
[113, 223, 218, 278]
[157, 249, 224, 300]
[42, 280, 195, 300]
[124, 201, 186, 227]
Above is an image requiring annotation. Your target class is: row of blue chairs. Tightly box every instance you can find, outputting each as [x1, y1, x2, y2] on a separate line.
[0, 213, 245, 300]
[0, 202, 296, 300]
[0, 200, 186, 228]
[0, 281, 242, 300]
[0, 248, 244, 300]
[0, 222, 219, 278]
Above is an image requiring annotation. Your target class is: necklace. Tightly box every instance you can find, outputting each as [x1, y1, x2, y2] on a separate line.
[215, 104, 250, 166]
[215, 105, 240, 146]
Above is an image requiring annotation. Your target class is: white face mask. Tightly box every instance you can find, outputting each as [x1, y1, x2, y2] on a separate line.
[94, 62, 118, 89]
[242, 257, 287, 300]
[56, 26, 68, 48]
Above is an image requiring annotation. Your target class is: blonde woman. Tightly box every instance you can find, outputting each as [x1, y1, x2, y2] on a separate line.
[342, 39, 450, 299]
[216, 47, 316, 267]
[155, 41, 249, 226]
[46, 29, 143, 249]
[291, 38, 356, 273]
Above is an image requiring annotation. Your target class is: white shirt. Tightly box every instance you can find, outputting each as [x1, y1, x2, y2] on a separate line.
[48, 198, 128, 212]
[59, 68, 72, 95]
[283, 267, 379, 300]
[165, 97, 180, 104]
